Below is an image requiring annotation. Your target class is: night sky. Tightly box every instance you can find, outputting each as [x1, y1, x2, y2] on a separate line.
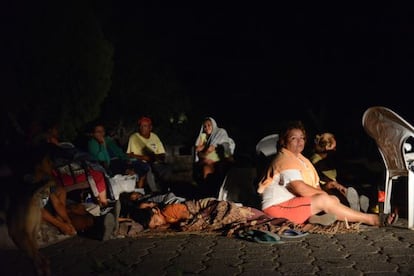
[3, 2, 414, 156]
[104, 4, 414, 151]
[110, 6, 413, 109]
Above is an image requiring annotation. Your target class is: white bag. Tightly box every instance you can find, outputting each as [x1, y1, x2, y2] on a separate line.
[110, 174, 137, 200]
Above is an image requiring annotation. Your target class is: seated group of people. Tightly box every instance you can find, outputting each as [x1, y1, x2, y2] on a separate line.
[32, 116, 175, 241]
[26, 117, 399, 241]
[109, 120, 399, 237]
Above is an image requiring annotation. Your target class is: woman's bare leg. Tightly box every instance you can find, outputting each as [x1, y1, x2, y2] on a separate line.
[311, 194, 379, 226]
[202, 160, 215, 179]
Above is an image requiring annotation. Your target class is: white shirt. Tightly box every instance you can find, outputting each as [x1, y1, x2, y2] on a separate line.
[261, 169, 303, 210]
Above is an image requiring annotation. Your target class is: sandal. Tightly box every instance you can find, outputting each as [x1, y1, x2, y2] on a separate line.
[279, 228, 309, 239]
[237, 229, 285, 244]
[380, 212, 399, 227]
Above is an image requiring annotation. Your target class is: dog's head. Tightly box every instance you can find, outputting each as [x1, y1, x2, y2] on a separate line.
[314, 132, 336, 153]
[6, 143, 57, 197]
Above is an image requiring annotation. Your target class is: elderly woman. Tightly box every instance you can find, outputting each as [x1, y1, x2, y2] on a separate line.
[194, 117, 235, 179]
[258, 120, 397, 227]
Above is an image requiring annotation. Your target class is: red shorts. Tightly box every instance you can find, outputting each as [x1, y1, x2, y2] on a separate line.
[263, 197, 312, 224]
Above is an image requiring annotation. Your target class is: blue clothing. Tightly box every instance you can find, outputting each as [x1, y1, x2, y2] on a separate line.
[88, 136, 149, 177]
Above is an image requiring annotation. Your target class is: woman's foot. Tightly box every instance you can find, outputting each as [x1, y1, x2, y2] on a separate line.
[380, 211, 399, 227]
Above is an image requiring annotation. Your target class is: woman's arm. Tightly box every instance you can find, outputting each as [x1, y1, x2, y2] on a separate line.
[326, 181, 347, 195]
[288, 180, 327, 197]
[88, 139, 109, 165]
[195, 141, 205, 153]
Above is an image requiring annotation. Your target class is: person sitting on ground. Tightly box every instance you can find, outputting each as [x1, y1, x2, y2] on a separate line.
[126, 116, 172, 193]
[31, 144, 117, 241]
[42, 182, 117, 241]
[27, 146, 77, 236]
[41, 123, 111, 208]
[309, 132, 370, 213]
[194, 117, 235, 180]
[87, 122, 150, 190]
[257, 120, 398, 228]
[41, 185, 77, 236]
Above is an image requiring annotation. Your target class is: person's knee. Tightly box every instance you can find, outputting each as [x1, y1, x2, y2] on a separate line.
[329, 194, 340, 204]
[313, 193, 337, 206]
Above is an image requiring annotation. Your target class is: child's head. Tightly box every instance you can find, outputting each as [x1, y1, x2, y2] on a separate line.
[129, 207, 153, 229]
[130, 207, 167, 229]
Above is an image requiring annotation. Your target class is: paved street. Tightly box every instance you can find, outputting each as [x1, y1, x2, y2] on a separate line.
[2, 219, 414, 276]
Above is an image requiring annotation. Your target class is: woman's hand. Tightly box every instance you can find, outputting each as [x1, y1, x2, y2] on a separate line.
[327, 181, 347, 195]
[195, 144, 205, 153]
[197, 151, 207, 159]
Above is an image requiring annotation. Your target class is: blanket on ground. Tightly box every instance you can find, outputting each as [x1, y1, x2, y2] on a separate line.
[124, 219, 361, 238]
[119, 198, 361, 237]
[181, 199, 361, 236]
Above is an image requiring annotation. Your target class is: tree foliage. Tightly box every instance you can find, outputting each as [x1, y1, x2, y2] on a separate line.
[3, 1, 113, 141]
[2, 2, 195, 147]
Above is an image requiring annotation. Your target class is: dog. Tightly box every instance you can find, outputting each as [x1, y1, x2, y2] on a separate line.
[0, 145, 55, 276]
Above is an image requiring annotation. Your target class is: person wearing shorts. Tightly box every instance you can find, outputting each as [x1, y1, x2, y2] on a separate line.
[257, 120, 397, 227]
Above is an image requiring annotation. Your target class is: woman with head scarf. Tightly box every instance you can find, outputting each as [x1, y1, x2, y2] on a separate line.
[194, 117, 235, 180]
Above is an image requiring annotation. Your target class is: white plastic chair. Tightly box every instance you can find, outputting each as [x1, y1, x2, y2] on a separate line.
[362, 106, 414, 229]
[216, 134, 278, 208]
[255, 134, 279, 157]
[217, 167, 260, 208]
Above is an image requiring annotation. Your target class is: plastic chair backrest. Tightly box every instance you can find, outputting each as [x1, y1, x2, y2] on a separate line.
[256, 134, 279, 157]
[362, 106, 413, 177]
[362, 106, 414, 229]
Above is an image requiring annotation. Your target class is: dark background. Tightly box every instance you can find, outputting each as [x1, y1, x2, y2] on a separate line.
[2, 2, 414, 160]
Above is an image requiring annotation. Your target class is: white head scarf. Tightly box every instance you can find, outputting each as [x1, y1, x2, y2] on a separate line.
[194, 117, 235, 161]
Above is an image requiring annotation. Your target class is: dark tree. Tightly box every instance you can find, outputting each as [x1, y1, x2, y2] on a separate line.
[3, 1, 113, 141]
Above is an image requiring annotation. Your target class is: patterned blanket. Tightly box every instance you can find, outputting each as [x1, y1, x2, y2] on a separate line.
[122, 199, 361, 238]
